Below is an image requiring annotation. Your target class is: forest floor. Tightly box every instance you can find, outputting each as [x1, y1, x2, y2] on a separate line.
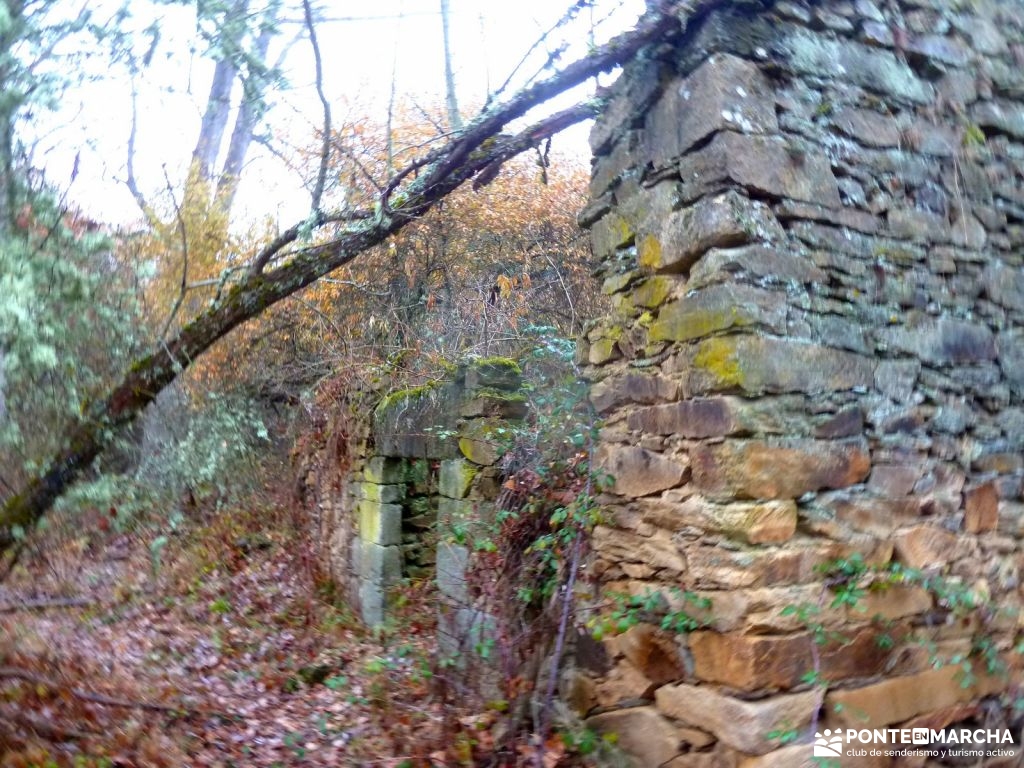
[0, 487, 575, 767]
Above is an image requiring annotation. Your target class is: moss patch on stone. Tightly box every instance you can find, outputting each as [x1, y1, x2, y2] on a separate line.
[374, 381, 441, 414]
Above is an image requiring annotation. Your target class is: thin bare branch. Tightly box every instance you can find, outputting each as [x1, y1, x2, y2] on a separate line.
[158, 166, 190, 341]
[489, 0, 591, 107]
[303, 0, 331, 212]
[0, 667, 190, 714]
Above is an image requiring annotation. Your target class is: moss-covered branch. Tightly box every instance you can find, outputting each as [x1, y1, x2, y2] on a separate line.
[0, 3, 689, 550]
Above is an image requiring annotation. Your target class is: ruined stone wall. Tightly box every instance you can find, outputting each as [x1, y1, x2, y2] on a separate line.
[576, 0, 1024, 764]
[297, 360, 525, 625]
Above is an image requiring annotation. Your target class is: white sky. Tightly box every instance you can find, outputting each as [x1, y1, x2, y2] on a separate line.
[29, 0, 645, 228]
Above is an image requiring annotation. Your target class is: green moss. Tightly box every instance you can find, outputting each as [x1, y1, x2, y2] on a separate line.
[374, 381, 440, 414]
[473, 388, 527, 403]
[471, 356, 522, 374]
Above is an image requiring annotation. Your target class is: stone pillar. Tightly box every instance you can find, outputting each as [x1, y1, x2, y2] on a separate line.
[578, 0, 1024, 764]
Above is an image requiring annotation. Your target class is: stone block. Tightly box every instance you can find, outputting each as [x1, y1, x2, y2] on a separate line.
[645, 496, 798, 544]
[364, 456, 407, 484]
[691, 336, 875, 396]
[438, 459, 477, 499]
[964, 481, 999, 533]
[457, 437, 497, 466]
[887, 207, 951, 243]
[689, 627, 889, 691]
[588, 337, 621, 365]
[983, 262, 1024, 312]
[458, 392, 528, 419]
[710, 499, 798, 544]
[854, 585, 932, 622]
[893, 525, 959, 569]
[830, 106, 901, 148]
[815, 408, 865, 439]
[826, 665, 1005, 729]
[590, 372, 678, 413]
[592, 526, 686, 574]
[640, 191, 783, 275]
[589, 56, 663, 155]
[464, 358, 521, 391]
[973, 452, 1024, 474]
[597, 445, 688, 497]
[685, 540, 887, 590]
[822, 496, 925, 537]
[614, 623, 684, 685]
[775, 23, 933, 104]
[645, 53, 777, 168]
[591, 212, 634, 259]
[357, 498, 403, 546]
[359, 580, 386, 626]
[677, 132, 841, 208]
[358, 540, 402, 587]
[877, 318, 995, 366]
[688, 245, 827, 290]
[586, 706, 683, 766]
[655, 683, 821, 755]
[973, 100, 1024, 141]
[632, 275, 674, 308]
[874, 359, 920, 403]
[691, 439, 870, 500]
[627, 397, 738, 438]
[648, 284, 787, 343]
[997, 331, 1024, 395]
[594, 660, 656, 707]
[353, 481, 405, 504]
[436, 541, 470, 605]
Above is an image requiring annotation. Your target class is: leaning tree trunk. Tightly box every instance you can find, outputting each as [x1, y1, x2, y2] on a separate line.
[0, 1, 685, 552]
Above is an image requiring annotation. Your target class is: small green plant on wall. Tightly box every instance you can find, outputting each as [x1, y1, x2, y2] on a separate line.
[776, 553, 1019, 739]
[589, 587, 711, 640]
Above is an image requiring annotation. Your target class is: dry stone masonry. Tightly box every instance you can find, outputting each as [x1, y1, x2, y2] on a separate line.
[297, 359, 525, 625]
[576, 0, 1024, 764]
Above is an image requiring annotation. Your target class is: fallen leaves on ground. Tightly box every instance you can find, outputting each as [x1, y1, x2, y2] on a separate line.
[0, 498, 466, 767]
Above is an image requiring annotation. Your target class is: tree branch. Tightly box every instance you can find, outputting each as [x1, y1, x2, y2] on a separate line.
[303, 0, 332, 212]
[0, 1, 687, 552]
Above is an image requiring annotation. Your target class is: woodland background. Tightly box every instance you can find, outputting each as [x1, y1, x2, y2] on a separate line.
[0, 0, 649, 764]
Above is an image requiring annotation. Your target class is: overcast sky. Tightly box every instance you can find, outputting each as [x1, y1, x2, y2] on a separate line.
[30, 0, 645, 228]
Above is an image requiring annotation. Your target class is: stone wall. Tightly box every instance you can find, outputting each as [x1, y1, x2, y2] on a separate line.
[576, 0, 1024, 764]
[296, 359, 525, 625]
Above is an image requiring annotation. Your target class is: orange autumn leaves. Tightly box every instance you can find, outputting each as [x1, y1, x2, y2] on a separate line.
[124, 101, 601, 398]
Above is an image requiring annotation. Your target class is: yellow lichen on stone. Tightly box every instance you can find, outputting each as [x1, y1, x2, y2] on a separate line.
[638, 235, 663, 270]
[633, 276, 672, 308]
[649, 305, 745, 342]
[693, 337, 744, 388]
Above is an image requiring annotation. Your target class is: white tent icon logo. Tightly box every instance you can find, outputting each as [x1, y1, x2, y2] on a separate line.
[814, 729, 844, 757]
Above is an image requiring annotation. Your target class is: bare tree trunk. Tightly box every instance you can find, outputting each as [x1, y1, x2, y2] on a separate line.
[214, 20, 276, 213]
[0, 0, 27, 231]
[440, 0, 462, 131]
[192, 55, 239, 183]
